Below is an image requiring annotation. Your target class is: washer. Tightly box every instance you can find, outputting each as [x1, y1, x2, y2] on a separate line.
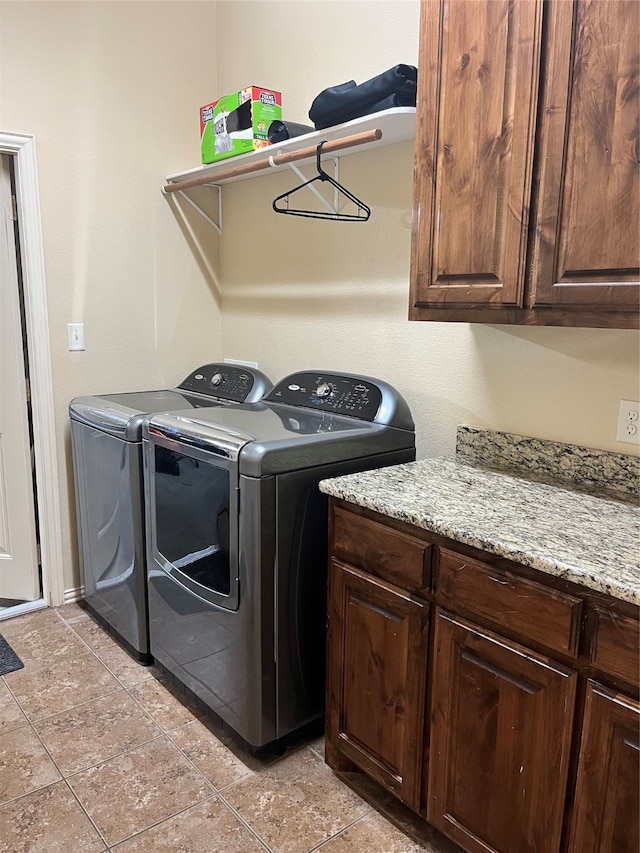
[143, 370, 415, 748]
[69, 363, 272, 661]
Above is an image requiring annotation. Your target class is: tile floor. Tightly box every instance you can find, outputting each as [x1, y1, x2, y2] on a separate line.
[0, 604, 461, 853]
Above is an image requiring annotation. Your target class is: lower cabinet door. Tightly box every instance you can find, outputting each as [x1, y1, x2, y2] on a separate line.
[428, 609, 576, 853]
[568, 681, 639, 853]
[325, 558, 429, 810]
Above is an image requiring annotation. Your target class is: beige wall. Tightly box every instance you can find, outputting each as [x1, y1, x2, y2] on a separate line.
[0, 1, 224, 591]
[0, 0, 638, 595]
[216, 0, 640, 460]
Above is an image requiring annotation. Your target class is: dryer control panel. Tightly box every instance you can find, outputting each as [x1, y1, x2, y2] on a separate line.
[265, 372, 383, 421]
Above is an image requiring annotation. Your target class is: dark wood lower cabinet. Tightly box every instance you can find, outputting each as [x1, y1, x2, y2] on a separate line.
[568, 682, 640, 853]
[325, 558, 429, 810]
[427, 610, 577, 853]
[324, 498, 640, 853]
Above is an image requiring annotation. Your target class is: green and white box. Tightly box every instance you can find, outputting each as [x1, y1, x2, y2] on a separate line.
[200, 86, 283, 164]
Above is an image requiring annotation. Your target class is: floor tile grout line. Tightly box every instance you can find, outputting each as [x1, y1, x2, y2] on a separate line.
[186, 735, 355, 848]
[25, 683, 141, 729]
[2, 670, 23, 703]
[42, 727, 168, 779]
[23, 713, 69, 777]
[60, 776, 112, 851]
[4, 667, 173, 783]
[66, 619, 138, 661]
[101, 797, 220, 849]
[203, 764, 257, 794]
[13, 617, 183, 813]
[3, 640, 114, 669]
[307, 811, 374, 852]
[5, 618, 161, 725]
[1, 709, 166, 814]
[54, 604, 91, 623]
[163, 726, 257, 791]
[169, 720, 272, 794]
[94, 661, 158, 696]
[7, 682, 128, 727]
[83, 635, 164, 693]
[0, 778, 65, 813]
[0, 718, 63, 810]
[4, 625, 255, 847]
[156, 734, 217, 798]
[0, 678, 30, 727]
[63, 736, 217, 849]
[2, 667, 224, 849]
[207, 739, 315, 797]
[102, 791, 272, 852]
[61, 731, 174, 781]
[121, 678, 207, 735]
[214, 789, 277, 853]
[58, 612, 275, 759]
[211, 744, 373, 853]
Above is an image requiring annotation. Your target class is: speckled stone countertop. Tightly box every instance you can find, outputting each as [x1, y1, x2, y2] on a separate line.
[319, 427, 640, 606]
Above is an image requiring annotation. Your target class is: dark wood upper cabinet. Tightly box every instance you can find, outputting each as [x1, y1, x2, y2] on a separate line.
[530, 0, 640, 310]
[410, 0, 640, 328]
[411, 0, 543, 310]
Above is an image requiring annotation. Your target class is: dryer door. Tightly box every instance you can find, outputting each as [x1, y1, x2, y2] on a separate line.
[144, 430, 242, 611]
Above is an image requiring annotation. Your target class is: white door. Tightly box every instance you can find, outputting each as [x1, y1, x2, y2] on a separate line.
[0, 154, 40, 602]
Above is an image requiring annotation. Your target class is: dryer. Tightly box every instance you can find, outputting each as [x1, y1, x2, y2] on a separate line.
[69, 363, 272, 661]
[143, 370, 415, 748]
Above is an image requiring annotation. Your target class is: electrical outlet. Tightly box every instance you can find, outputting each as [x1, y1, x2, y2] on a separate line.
[67, 323, 85, 351]
[616, 400, 640, 445]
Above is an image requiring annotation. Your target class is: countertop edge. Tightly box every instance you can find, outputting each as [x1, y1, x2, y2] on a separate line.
[319, 458, 640, 607]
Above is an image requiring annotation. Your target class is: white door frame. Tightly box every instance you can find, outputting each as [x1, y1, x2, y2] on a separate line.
[1, 132, 64, 608]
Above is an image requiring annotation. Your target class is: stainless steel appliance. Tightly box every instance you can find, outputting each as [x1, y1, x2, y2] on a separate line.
[143, 370, 415, 748]
[69, 363, 272, 662]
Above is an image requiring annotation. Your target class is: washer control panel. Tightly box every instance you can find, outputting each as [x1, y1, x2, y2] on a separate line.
[266, 372, 383, 421]
[179, 364, 269, 403]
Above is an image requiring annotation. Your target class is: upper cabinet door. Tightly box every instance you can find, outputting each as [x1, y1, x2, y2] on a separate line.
[529, 0, 640, 310]
[410, 0, 543, 309]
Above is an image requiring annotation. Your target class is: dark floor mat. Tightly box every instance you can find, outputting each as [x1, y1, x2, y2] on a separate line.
[0, 634, 24, 676]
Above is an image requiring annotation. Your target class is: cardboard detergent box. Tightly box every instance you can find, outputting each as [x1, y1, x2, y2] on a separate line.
[200, 86, 282, 164]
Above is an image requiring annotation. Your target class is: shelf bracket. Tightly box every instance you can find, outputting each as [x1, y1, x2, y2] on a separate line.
[162, 182, 222, 235]
[162, 156, 342, 234]
[283, 157, 341, 216]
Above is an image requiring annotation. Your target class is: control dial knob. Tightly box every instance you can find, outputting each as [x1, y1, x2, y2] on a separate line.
[315, 383, 332, 398]
[210, 373, 223, 386]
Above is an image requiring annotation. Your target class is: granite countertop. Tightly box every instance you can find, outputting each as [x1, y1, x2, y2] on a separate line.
[319, 427, 640, 606]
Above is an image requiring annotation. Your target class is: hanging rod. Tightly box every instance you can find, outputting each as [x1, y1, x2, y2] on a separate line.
[162, 128, 383, 194]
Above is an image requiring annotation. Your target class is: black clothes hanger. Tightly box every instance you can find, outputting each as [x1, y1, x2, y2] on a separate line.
[272, 141, 371, 222]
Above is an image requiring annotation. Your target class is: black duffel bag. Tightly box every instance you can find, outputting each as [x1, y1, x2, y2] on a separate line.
[309, 64, 417, 130]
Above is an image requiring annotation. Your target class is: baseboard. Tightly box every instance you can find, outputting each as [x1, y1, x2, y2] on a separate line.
[64, 587, 83, 605]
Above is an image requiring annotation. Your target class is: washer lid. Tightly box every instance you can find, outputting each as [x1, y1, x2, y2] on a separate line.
[69, 389, 232, 440]
[68, 364, 272, 440]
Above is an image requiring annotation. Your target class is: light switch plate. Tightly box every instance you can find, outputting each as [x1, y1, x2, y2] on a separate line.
[67, 323, 85, 351]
